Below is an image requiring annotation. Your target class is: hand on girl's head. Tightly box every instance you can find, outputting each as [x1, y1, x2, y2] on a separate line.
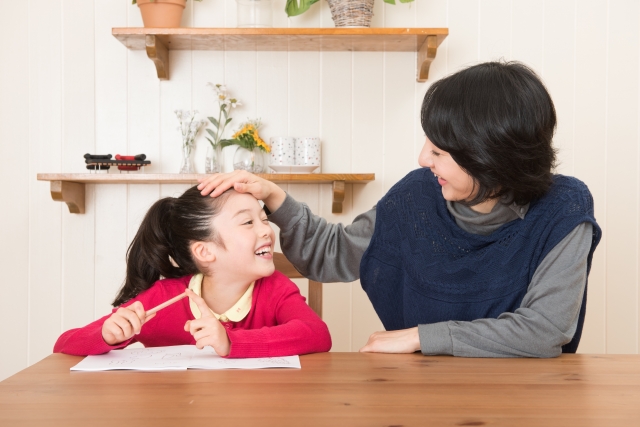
[101, 301, 155, 346]
[184, 289, 231, 357]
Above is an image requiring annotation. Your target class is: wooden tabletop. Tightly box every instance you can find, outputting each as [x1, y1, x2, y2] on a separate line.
[1, 352, 639, 426]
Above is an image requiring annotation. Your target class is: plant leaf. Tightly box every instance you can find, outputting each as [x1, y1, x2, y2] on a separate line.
[383, 0, 396, 4]
[225, 118, 232, 125]
[285, 0, 319, 17]
[398, 0, 414, 3]
[208, 117, 220, 128]
[220, 139, 238, 149]
[206, 129, 217, 138]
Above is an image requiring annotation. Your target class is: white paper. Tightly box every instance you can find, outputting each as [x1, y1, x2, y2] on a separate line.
[70, 345, 301, 371]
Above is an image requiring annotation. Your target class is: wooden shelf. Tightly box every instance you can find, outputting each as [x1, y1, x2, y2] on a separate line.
[112, 27, 448, 81]
[37, 173, 375, 214]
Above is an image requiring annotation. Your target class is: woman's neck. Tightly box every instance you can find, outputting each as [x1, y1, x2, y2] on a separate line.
[469, 197, 499, 214]
[200, 273, 253, 315]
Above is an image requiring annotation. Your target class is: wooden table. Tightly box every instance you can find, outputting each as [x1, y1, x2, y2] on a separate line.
[1, 352, 639, 426]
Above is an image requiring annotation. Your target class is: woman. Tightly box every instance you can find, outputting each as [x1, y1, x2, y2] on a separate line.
[198, 61, 602, 358]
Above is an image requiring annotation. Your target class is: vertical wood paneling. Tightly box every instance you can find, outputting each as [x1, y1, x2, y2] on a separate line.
[573, 0, 608, 354]
[605, 0, 639, 354]
[351, 51, 385, 350]
[94, 0, 128, 315]
[0, 1, 30, 381]
[543, 1, 576, 175]
[479, 0, 511, 62]
[5, 0, 640, 381]
[28, 0, 63, 366]
[61, 0, 96, 335]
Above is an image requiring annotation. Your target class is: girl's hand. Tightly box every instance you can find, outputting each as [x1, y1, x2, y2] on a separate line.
[359, 327, 421, 354]
[101, 301, 155, 346]
[197, 170, 286, 212]
[184, 289, 231, 357]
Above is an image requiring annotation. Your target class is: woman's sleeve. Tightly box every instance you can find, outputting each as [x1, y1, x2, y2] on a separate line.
[418, 222, 594, 358]
[267, 193, 376, 283]
[225, 280, 332, 358]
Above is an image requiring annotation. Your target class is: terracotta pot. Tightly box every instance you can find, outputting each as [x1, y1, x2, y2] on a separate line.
[137, 0, 186, 28]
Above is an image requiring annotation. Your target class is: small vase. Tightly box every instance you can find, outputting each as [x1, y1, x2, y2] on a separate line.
[179, 144, 195, 174]
[233, 147, 265, 173]
[236, 0, 273, 28]
[205, 144, 222, 173]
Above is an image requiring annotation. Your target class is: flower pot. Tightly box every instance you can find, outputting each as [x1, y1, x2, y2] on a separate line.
[137, 0, 186, 28]
[326, 0, 374, 27]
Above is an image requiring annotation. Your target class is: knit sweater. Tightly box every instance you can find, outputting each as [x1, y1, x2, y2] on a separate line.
[269, 171, 601, 357]
[53, 271, 332, 358]
[360, 169, 601, 354]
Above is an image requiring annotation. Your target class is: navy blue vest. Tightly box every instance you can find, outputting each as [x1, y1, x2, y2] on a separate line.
[360, 168, 601, 353]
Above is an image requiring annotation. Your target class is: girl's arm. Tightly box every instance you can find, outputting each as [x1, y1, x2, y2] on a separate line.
[225, 280, 332, 358]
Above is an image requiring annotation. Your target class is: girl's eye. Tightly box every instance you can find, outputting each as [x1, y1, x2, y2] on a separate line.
[242, 220, 253, 225]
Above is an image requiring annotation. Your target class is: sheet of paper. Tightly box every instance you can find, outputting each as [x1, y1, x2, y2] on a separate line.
[70, 345, 301, 371]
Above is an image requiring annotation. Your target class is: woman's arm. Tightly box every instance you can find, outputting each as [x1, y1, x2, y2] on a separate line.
[198, 171, 376, 283]
[362, 223, 593, 357]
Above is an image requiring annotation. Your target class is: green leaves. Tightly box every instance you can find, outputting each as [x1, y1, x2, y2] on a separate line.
[285, 0, 320, 17]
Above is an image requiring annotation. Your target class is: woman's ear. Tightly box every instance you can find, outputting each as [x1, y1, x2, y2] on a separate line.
[191, 241, 217, 264]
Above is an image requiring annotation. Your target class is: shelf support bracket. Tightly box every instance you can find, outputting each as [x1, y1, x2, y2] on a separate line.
[331, 181, 345, 214]
[417, 35, 438, 82]
[146, 35, 169, 80]
[50, 181, 85, 214]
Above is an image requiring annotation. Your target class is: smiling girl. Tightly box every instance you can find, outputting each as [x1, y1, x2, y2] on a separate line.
[54, 187, 331, 357]
[197, 61, 602, 358]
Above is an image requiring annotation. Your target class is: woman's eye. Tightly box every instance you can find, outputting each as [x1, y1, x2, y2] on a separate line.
[431, 151, 440, 157]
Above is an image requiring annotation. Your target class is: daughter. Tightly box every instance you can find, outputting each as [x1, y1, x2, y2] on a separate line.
[54, 186, 332, 357]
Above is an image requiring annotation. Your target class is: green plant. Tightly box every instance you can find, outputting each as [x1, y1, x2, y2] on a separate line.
[221, 119, 270, 153]
[205, 83, 241, 150]
[285, 0, 413, 17]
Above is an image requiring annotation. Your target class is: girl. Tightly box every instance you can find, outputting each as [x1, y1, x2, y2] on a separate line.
[54, 187, 332, 357]
[197, 61, 602, 358]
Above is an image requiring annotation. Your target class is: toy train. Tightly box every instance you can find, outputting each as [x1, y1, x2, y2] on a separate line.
[84, 153, 151, 171]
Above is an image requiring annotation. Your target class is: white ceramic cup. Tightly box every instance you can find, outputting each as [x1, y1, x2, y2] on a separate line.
[295, 137, 321, 168]
[269, 136, 296, 167]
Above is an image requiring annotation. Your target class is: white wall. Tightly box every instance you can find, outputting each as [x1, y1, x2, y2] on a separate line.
[1, 0, 639, 381]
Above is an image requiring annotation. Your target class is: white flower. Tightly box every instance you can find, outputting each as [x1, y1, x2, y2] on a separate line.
[229, 98, 241, 109]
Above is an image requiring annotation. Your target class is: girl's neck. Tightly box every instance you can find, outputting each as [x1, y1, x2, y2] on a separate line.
[200, 273, 253, 315]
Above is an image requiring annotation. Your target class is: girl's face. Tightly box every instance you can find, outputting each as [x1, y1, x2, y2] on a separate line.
[211, 192, 276, 282]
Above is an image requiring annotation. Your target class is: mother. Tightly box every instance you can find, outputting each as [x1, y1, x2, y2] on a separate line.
[198, 61, 602, 358]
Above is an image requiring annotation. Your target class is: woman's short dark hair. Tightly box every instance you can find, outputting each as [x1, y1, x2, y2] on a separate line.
[421, 61, 557, 206]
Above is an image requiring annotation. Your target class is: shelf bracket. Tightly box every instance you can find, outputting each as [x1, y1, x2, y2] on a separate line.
[331, 181, 345, 214]
[417, 35, 439, 82]
[50, 181, 85, 214]
[146, 35, 169, 80]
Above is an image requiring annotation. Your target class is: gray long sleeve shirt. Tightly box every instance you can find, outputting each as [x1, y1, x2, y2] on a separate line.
[269, 193, 593, 358]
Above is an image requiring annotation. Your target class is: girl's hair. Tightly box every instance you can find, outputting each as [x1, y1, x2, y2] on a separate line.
[421, 61, 557, 206]
[112, 186, 231, 306]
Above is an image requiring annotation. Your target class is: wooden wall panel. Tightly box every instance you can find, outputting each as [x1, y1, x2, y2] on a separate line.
[61, 0, 97, 337]
[573, 0, 608, 354]
[605, 0, 639, 354]
[0, 1, 30, 381]
[27, 0, 63, 367]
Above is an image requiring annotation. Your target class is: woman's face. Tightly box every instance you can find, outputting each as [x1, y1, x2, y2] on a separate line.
[418, 137, 477, 203]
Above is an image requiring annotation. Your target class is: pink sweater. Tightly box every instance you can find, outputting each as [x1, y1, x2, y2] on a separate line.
[53, 271, 332, 358]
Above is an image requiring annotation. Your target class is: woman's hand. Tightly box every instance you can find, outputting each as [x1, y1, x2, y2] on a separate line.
[359, 327, 421, 354]
[184, 289, 231, 357]
[197, 170, 286, 212]
[102, 301, 155, 346]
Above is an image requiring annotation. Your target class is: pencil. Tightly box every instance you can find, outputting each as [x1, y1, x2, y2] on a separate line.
[146, 291, 189, 317]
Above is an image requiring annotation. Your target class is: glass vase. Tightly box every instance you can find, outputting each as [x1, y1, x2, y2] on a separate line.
[233, 147, 265, 173]
[179, 143, 195, 174]
[205, 144, 222, 173]
[236, 0, 273, 28]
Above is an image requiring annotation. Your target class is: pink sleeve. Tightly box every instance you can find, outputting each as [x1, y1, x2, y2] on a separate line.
[226, 279, 332, 358]
[52, 282, 171, 356]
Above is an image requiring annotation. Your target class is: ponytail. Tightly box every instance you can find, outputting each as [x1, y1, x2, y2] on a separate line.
[112, 186, 231, 306]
